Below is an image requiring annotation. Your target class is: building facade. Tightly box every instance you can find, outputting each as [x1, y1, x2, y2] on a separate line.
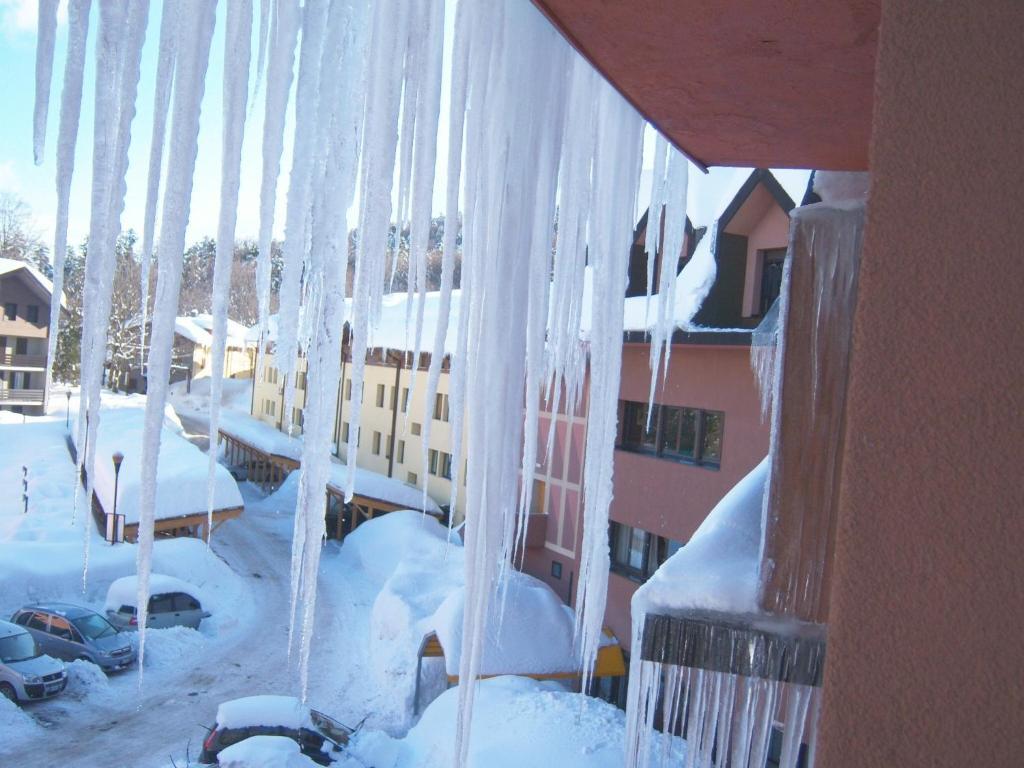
[0, 259, 62, 415]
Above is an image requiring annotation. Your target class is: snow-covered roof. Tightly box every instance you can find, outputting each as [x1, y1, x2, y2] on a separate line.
[217, 410, 440, 514]
[69, 396, 243, 524]
[174, 314, 251, 349]
[0, 257, 68, 310]
[216, 695, 312, 731]
[104, 573, 206, 612]
[218, 736, 319, 768]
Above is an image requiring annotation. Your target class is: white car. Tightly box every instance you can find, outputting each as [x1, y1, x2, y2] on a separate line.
[0, 619, 67, 703]
[105, 573, 211, 631]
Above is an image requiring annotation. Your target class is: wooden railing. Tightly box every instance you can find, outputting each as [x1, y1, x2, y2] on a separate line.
[0, 388, 45, 404]
[0, 352, 47, 368]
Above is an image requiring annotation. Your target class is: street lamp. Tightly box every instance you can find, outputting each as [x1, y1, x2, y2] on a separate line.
[65, 391, 72, 430]
[112, 451, 125, 544]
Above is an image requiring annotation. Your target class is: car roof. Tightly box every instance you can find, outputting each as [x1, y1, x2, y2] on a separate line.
[20, 602, 95, 619]
[0, 619, 28, 639]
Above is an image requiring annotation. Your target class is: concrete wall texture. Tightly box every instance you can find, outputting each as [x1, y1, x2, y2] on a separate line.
[819, 1, 1024, 765]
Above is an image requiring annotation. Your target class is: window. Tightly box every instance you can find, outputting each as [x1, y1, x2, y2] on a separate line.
[759, 248, 787, 315]
[411, 422, 421, 436]
[296, 371, 307, 390]
[440, 452, 452, 480]
[26, 305, 39, 323]
[618, 400, 724, 469]
[551, 561, 562, 579]
[173, 593, 201, 611]
[48, 615, 74, 640]
[149, 594, 175, 615]
[407, 472, 418, 485]
[264, 367, 279, 384]
[433, 393, 450, 422]
[428, 449, 439, 475]
[389, 386, 398, 410]
[292, 408, 304, 429]
[3, 303, 16, 320]
[609, 522, 685, 583]
[376, 384, 385, 408]
[530, 479, 546, 515]
[264, 399, 277, 417]
[341, 422, 350, 443]
[401, 387, 409, 413]
[26, 613, 48, 632]
[344, 379, 352, 401]
[397, 440, 406, 463]
[385, 435, 393, 459]
[372, 431, 382, 455]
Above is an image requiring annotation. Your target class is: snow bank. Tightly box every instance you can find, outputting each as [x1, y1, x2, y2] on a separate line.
[218, 735, 320, 768]
[168, 376, 252, 417]
[104, 573, 207, 612]
[217, 695, 312, 730]
[69, 395, 243, 523]
[0, 695, 41, 748]
[350, 676, 686, 768]
[633, 456, 769, 617]
[63, 658, 113, 703]
[343, 510, 457, 584]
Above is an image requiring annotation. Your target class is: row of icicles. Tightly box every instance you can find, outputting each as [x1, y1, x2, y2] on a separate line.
[33, 1, 692, 766]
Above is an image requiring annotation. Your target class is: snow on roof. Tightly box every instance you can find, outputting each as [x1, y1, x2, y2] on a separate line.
[344, 510, 458, 585]
[217, 410, 440, 514]
[218, 735, 320, 768]
[0, 619, 26, 640]
[174, 315, 251, 349]
[355, 676, 685, 768]
[69, 396, 243, 524]
[0, 257, 68, 310]
[104, 573, 205, 612]
[633, 456, 768, 618]
[216, 695, 312, 731]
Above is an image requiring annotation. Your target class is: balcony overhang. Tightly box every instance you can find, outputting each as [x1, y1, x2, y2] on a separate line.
[531, 0, 879, 171]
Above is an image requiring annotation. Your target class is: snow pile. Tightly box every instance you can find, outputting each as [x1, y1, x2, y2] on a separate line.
[350, 676, 686, 768]
[343, 510, 457, 584]
[104, 573, 206, 612]
[0, 695, 41, 745]
[68, 395, 243, 524]
[216, 695, 312, 731]
[63, 658, 113, 703]
[218, 736, 320, 768]
[632, 456, 769, 617]
[168, 376, 252, 418]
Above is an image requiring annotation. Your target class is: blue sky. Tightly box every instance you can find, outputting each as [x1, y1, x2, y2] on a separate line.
[0, 0, 810, 258]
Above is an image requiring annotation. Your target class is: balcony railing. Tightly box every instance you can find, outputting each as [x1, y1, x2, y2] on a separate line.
[0, 388, 45, 404]
[0, 352, 47, 369]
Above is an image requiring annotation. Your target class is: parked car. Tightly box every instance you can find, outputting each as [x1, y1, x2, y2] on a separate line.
[10, 603, 136, 673]
[0, 620, 67, 703]
[104, 573, 211, 631]
[199, 695, 353, 765]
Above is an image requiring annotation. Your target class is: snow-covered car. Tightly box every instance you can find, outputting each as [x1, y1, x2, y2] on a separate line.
[10, 603, 136, 673]
[199, 695, 353, 765]
[104, 573, 211, 631]
[0, 620, 67, 703]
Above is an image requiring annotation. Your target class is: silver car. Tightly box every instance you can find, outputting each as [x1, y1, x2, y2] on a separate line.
[106, 590, 211, 631]
[10, 603, 137, 673]
[0, 620, 67, 702]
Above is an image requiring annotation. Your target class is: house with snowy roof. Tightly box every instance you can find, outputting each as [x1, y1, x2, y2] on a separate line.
[0, 257, 66, 415]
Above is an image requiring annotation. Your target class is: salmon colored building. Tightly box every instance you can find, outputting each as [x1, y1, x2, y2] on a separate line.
[530, 1, 1023, 765]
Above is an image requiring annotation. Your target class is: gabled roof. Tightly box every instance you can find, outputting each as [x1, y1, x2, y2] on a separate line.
[0, 257, 68, 310]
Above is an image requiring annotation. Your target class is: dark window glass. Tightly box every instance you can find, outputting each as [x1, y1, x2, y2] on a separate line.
[610, 522, 652, 582]
[27, 613, 49, 632]
[149, 594, 175, 614]
[173, 594, 201, 611]
[760, 248, 787, 315]
[441, 452, 452, 480]
[3, 303, 15, 321]
[620, 402, 657, 452]
[26, 305, 39, 323]
[700, 411, 724, 467]
[660, 407, 697, 460]
[13, 612, 30, 626]
[550, 561, 562, 579]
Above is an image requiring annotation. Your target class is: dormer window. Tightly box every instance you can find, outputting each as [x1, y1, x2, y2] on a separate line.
[759, 248, 787, 315]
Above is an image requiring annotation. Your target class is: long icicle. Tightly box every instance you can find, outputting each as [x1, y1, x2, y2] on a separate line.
[138, 0, 180, 375]
[45, 0, 93, 408]
[207, 0, 253, 548]
[136, 0, 217, 681]
[33, 0, 60, 165]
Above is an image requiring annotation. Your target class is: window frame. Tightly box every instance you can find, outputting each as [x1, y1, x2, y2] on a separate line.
[617, 399, 724, 470]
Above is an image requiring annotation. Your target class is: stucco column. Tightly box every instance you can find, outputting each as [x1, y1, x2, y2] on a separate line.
[819, 2, 1024, 765]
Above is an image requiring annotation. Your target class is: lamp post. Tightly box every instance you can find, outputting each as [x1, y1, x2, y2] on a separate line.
[65, 391, 72, 430]
[111, 451, 124, 544]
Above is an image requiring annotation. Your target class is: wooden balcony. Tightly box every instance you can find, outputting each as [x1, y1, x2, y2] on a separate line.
[0, 352, 47, 369]
[0, 388, 45, 404]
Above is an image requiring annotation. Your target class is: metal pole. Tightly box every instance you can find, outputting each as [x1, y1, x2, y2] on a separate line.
[22, 466, 28, 514]
[112, 452, 124, 545]
[65, 391, 71, 430]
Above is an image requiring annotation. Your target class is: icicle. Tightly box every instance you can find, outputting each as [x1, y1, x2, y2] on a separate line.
[33, 0, 59, 165]
[644, 135, 668, 319]
[778, 684, 813, 768]
[344, 0, 411, 501]
[289, 0, 371, 700]
[645, 149, 689, 429]
[574, 77, 645, 694]
[275, 0, 329, 437]
[45, 0, 92, 401]
[139, 0, 180, 374]
[77, 0, 149, 594]
[136, 0, 217, 680]
[254, 0, 300, 383]
[207, 0, 253, 549]
[422, 0, 470, 519]
[750, 298, 781, 421]
[252, 0, 271, 98]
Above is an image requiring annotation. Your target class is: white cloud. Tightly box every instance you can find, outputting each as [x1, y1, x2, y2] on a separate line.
[0, 0, 67, 39]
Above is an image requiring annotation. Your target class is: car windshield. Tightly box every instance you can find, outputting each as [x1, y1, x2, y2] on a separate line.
[0, 632, 40, 663]
[72, 613, 117, 640]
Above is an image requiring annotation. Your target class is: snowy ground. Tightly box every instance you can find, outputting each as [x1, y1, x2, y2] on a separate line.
[1, 390, 680, 767]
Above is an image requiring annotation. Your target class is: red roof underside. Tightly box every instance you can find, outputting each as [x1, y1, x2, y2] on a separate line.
[532, 0, 880, 171]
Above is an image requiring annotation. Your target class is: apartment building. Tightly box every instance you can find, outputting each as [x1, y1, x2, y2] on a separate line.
[250, 293, 467, 522]
[0, 258, 63, 415]
[519, 169, 800, 705]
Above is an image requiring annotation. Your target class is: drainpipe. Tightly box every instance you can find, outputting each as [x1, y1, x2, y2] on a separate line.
[387, 351, 402, 477]
[249, 333, 259, 417]
[336, 339, 347, 456]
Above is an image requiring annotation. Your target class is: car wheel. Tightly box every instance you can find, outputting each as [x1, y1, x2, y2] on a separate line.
[0, 682, 17, 702]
